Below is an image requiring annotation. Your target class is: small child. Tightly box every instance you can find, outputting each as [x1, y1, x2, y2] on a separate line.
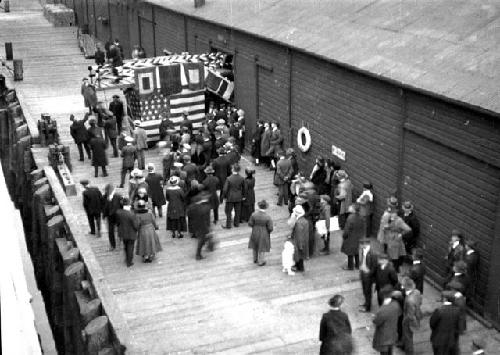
[282, 237, 295, 275]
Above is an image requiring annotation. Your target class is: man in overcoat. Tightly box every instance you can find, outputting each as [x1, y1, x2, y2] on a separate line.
[115, 198, 138, 267]
[89, 132, 108, 177]
[187, 192, 212, 260]
[372, 285, 401, 355]
[359, 238, 378, 313]
[102, 183, 122, 250]
[221, 164, 246, 229]
[374, 254, 399, 306]
[212, 148, 231, 198]
[409, 248, 426, 294]
[260, 122, 272, 167]
[445, 229, 465, 280]
[341, 204, 365, 270]
[401, 277, 422, 355]
[81, 179, 103, 237]
[401, 201, 420, 263]
[335, 170, 353, 230]
[145, 163, 166, 217]
[274, 152, 293, 206]
[133, 120, 148, 170]
[108, 95, 124, 132]
[119, 136, 137, 188]
[430, 291, 463, 355]
[289, 204, 309, 272]
[103, 112, 119, 157]
[464, 239, 479, 304]
[70, 113, 91, 161]
[202, 165, 220, 224]
[319, 295, 353, 355]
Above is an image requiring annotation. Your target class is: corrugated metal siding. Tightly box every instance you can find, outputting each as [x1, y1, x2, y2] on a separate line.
[109, 0, 130, 58]
[233, 54, 257, 148]
[155, 8, 186, 54]
[72, 0, 84, 27]
[87, 0, 97, 37]
[139, 17, 156, 58]
[186, 18, 227, 54]
[94, 0, 111, 44]
[401, 132, 500, 312]
[233, 32, 290, 147]
[291, 52, 402, 218]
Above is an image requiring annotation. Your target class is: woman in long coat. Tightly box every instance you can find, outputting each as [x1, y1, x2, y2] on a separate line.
[289, 204, 309, 272]
[145, 163, 166, 217]
[240, 167, 256, 223]
[248, 200, 273, 266]
[165, 176, 186, 238]
[135, 200, 162, 262]
[341, 204, 366, 270]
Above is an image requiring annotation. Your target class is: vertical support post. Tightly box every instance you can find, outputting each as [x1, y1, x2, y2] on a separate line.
[396, 87, 408, 200]
[5, 42, 13, 60]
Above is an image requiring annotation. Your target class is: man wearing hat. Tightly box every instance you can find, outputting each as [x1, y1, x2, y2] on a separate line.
[400, 277, 422, 355]
[221, 164, 246, 229]
[212, 148, 231, 198]
[180, 110, 193, 134]
[357, 181, 374, 238]
[446, 261, 470, 298]
[81, 179, 103, 237]
[145, 163, 166, 218]
[133, 120, 147, 170]
[119, 136, 137, 188]
[115, 198, 138, 267]
[359, 237, 378, 312]
[182, 154, 198, 185]
[70, 113, 91, 162]
[464, 239, 479, 304]
[374, 253, 399, 307]
[290, 204, 309, 272]
[319, 295, 353, 355]
[158, 111, 175, 141]
[372, 284, 401, 355]
[103, 111, 119, 157]
[88, 128, 109, 177]
[187, 191, 213, 260]
[341, 204, 365, 269]
[109, 94, 124, 133]
[335, 170, 353, 230]
[274, 151, 293, 206]
[430, 291, 463, 355]
[445, 229, 465, 279]
[159, 141, 175, 184]
[202, 165, 220, 224]
[409, 248, 425, 294]
[401, 201, 420, 263]
[251, 121, 264, 165]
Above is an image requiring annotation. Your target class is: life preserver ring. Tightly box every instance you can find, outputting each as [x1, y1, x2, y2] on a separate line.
[297, 127, 311, 152]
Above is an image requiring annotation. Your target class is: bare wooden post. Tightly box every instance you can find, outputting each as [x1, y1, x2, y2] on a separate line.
[33, 183, 51, 284]
[83, 316, 111, 355]
[63, 261, 85, 355]
[46, 215, 65, 326]
[75, 290, 102, 328]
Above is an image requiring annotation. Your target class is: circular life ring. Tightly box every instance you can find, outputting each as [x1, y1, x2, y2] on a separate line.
[297, 127, 311, 152]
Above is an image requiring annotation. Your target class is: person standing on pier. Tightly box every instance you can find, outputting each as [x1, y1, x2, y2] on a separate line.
[81, 179, 103, 237]
[119, 136, 137, 188]
[248, 200, 273, 266]
[102, 183, 122, 251]
[133, 120, 148, 170]
[221, 164, 246, 229]
[289, 204, 309, 272]
[145, 163, 166, 218]
[319, 295, 353, 355]
[109, 94, 124, 133]
[69, 113, 91, 162]
[88, 131, 108, 177]
[115, 198, 138, 267]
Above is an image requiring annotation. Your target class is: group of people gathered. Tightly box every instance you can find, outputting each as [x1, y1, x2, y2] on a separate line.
[73, 86, 482, 354]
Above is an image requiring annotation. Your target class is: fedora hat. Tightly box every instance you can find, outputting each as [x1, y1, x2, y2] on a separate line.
[257, 200, 268, 209]
[169, 176, 179, 185]
[147, 163, 155, 172]
[131, 168, 142, 178]
[204, 165, 215, 174]
[136, 199, 147, 209]
[124, 136, 134, 143]
[402, 201, 414, 212]
[216, 119, 226, 125]
[387, 196, 398, 208]
[80, 179, 89, 186]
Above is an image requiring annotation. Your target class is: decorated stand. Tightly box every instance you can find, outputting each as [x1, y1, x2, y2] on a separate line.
[90, 53, 234, 141]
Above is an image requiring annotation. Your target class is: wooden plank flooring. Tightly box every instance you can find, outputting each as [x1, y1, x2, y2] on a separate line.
[3, 1, 500, 354]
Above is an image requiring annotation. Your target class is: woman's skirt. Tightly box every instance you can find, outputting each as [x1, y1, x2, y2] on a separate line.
[136, 225, 162, 256]
[166, 216, 187, 231]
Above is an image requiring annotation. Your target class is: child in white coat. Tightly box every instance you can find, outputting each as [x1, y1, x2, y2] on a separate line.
[282, 237, 295, 275]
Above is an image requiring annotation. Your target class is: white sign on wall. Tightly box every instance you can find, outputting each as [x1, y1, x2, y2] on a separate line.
[331, 144, 346, 161]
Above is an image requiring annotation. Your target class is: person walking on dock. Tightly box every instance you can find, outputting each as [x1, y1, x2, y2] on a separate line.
[248, 200, 273, 266]
[70, 113, 91, 162]
[319, 295, 353, 355]
[119, 136, 137, 188]
[89, 132, 108, 177]
[221, 163, 246, 229]
[81, 179, 103, 237]
[145, 163, 166, 218]
[102, 183, 122, 251]
[133, 120, 148, 170]
[289, 204, 309, 272]
[115, 198, 138, 267]
[109, 94, 124, 133]
[135, 200, 162, 263]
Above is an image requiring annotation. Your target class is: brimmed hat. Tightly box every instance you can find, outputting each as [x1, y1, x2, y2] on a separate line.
[320, 195, 331, 203]
[216, 119, 226, 125]
[133, 120, 141, 127]
[204, 165, 215, 174]
[80, 179, 89, 186]
[402, 201, 414, 212]
[328, 295, 344, 308]
[451, 229, 463, 238]
[441, 290, 456, 302]
[124, 136, 134, 143]
[237, 109, 245, 116]
[295, 196, 307, 205]
[131, 168, 143, 178]
[245, 167, 255, 175]
[257, 200, 268, 209]
[363, 181, 373, 189]
[169, 176, 179, 185]
[137, 199, 147, 209]
[293, 204, 305, 215]
[337, 170, 348, 179]
[387, 196, 398, 208]
[112, 94, 120, 99]
[147, 163, 155, 172]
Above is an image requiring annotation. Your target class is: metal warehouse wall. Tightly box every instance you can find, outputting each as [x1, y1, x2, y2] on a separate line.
[155, 7, 186, 54]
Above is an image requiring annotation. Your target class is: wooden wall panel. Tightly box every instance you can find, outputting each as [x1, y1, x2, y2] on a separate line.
[155, 8, 186, 54]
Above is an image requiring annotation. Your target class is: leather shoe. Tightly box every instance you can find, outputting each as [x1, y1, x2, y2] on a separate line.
[196, 255, 205, 260]
[221, 225, 231, 229]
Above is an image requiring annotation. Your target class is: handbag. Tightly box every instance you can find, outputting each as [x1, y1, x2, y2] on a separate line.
[315, 216, 340, 235]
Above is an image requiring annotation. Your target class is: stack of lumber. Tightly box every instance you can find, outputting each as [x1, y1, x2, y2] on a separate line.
[43, 4, 75, 27]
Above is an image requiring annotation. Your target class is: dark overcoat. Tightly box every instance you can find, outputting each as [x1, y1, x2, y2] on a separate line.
[115, 209, 138, 240]
[83, 187, 103, 215]
[341, 213, 366, 255]
[202, 175, 220, 209]
[165, 186, 185, 218]
[319, 310, 353, 355]
[212, 155, 231, 189]
[121, 145, 137, 169]
[187, 202, 211, 237]
[70, 119, 89, 143]
[145, 172, 166, 206]
[104, 116, 118, 139]
[102, 193, 122, 222]
[242, 176, 255, 208]
[291, 216, 309, 261]
[222, 173, 246, 203]
[260, 128, 271, 157]
[248, 210, 273, 253]
[430, 304, 462, 349]
[89, 137, 108, 167]
[372, 301, 401, 351]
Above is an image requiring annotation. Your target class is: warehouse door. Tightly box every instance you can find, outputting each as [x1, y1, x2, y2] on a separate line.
[94, 0, 111, 45]
[257, 63, 288, 136]
[233, 54, 256, 151]
[109, 2, 130, 58]
[139, 17, 155, 58]
[401, 132, 500, 312]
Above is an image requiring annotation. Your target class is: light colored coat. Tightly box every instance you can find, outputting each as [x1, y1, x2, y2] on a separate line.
[336, 178, 353, 215]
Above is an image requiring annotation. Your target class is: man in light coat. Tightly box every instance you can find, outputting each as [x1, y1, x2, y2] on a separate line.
[133, 120, 148, 170]
[335, 170, 353, 230]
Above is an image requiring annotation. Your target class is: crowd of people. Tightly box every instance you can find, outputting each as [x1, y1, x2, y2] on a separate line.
[73, 83, 481, 353]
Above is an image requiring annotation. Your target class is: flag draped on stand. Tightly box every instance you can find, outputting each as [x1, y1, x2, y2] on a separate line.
[134, 67, 157, 99]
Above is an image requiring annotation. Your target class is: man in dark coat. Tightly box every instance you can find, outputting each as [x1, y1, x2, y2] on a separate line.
[274, 152, 293, 206]
[160, 141, 175, 184]
[81, 179, 103, 236]
[158, 112, 175, 141]
[119, 136, 137, 188]
[372, 285, 401, 355]
[359, 238, 378, 313]
[341, 204, 365, 270]
[102, 184, 122, 250]
[290, 204, 309, 272]
[401, 277, 422, 355]
[115, 198, 138, 267]
[409, 248, 426, 294]
[202, 165, 220, 224]
[446, 261, 470, 299]
[108, 95, 124, 133]
[89, 133, 108, 177]
[180, 111, 193, 133]
[251, 121, 264, 165]
[374, 254, 399, 306]
[95, 45, 106, 66]
[464, 239, 479, 304]
[319, 295, 353, 355]
[70, 113, 91, 161]
[145, 163, 166, 217]
[445, 229, 465, 278]
[103, 113, 119, 157]
[430, 291, 463, 355]
[187, 192, 212, 260]
[182, 155, 198, 185]
[401, 201, 420, 263]
[133, 121, 148, 170]
[221, 164, 246, 229]
[212, 149, 231, 197]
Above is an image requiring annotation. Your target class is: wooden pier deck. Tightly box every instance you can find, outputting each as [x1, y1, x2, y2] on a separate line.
[3, 1, 500, 354]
